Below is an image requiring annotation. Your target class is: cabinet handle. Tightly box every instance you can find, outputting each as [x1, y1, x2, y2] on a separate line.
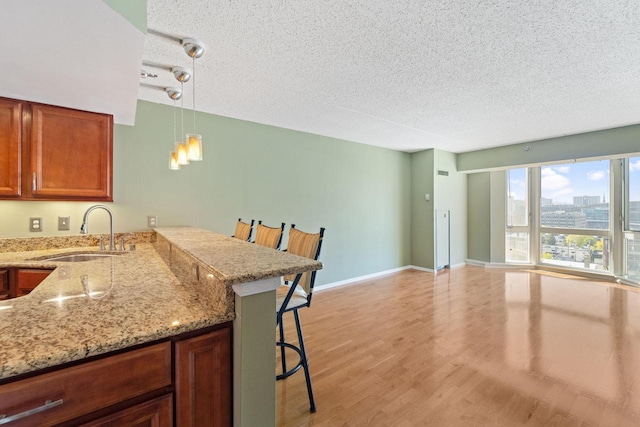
[0, 399, 63, 424]
[32, 173, 36, 191]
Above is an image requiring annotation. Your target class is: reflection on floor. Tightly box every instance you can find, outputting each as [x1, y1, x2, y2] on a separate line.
[276, 266, 640, 426]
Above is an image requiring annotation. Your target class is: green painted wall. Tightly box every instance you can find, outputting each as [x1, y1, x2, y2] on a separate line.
[410, 149, 435, 269]
[489, 171, 506, 263]
[409, 149, 468, 269]
[0, 101, 411, 286]
[458, 124, 640, 172]
[433, 149, 467, 266]
[103, 0, 147, 33]
[467, 173, 491, 262]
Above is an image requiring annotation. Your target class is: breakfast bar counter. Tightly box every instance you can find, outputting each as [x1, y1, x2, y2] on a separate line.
[0, 227, 322, 426]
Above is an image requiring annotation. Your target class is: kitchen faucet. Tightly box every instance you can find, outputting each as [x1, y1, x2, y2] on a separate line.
[80, 205, 116, 251]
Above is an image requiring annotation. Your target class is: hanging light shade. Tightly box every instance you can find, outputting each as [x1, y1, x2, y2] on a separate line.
[169, 151, 181, 170]
[175, 80, 190, 166]
[176, 141, 189, 165]
[168, 94, 183, 170]
[186, 133, 203, 161]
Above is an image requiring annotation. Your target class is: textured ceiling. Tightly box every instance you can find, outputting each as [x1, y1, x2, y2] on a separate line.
[140, 1, 640, 153]
[1, 1, 638, 152]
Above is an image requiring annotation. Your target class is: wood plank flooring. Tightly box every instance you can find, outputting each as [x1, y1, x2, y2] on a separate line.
[276, 266, 640, 426]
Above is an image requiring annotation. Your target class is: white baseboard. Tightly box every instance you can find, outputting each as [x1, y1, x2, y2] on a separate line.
[315, 263, 473, 292]
[315, 266, 414, 291]
[465, 259, 487, 267]
[408, 265, 436, 273]
[485, 262, 535, 269]
[449, 262, 466, 269]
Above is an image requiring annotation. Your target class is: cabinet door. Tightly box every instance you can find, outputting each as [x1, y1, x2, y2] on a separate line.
[15, 268, 53, 297]
[0, 98, 22, 197]
[80, 394, 173, 427]
[28, 104, 112, 201]
[175, 328, 232, 427]
[0, 269, 9, 300]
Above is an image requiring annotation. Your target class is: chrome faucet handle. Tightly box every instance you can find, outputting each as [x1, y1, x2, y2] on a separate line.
[99, 236, 105, 251]
[119, 236, 125, 251]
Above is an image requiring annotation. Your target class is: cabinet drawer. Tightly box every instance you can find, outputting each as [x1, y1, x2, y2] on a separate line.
[0, 342, 171, 426]
[80, 394, 173, 427]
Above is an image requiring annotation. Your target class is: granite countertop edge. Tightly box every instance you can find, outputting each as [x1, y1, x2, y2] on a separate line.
[0, 227, 323, 381]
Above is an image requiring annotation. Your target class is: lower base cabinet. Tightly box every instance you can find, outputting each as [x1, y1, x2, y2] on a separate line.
[0, 324, 231, 427]
[0, 269, 8, 300]
[175, 328, 231, 426]
[0, 267, 54, 299]
[15, 268, 54, 297]
[81, 394, 173, 427]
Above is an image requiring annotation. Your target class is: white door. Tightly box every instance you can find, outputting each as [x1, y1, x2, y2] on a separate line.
[436, 209, 450, 269]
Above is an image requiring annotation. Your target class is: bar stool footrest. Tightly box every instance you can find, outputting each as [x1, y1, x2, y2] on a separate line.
[276, 341, 304, 380]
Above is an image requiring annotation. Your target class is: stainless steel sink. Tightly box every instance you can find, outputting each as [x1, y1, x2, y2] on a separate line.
[42, 254, 122, 262]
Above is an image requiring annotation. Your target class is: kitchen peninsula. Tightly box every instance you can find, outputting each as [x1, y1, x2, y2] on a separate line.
[0, 227, 321, 426]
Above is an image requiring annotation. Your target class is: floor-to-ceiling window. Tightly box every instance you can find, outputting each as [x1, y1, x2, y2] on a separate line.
[504, 159, 636, 277]
[538, 160, 611, 272]
[624, 156, 640, 280]
[506, 168, 529, 263]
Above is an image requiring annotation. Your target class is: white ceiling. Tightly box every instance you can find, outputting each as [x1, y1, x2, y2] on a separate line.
[0, 1, 144, 125]
[139, 0, 640, 153]
[1, 1, 639, 153]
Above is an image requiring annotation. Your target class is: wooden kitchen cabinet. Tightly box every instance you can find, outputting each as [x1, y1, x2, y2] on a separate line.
[0, 269, 9, 300]
[27, 104, 113, 201]
[0, 98, 22, 197]
[0, 343, 172, 427]
[0, 324, 231, 426]
[80, 394, 173, 427]
[0, 96, 113, 202]
[175, 328, 232, 426]
[14, 268, 54, 297]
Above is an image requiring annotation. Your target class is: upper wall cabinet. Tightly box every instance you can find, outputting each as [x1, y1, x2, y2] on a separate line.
[0, 97, 113, 202]
[0, 99, 21, 197]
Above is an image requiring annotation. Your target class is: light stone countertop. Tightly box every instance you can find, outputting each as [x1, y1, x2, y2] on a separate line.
[0, 227, 322, 381]
[154, 227, 322, 285]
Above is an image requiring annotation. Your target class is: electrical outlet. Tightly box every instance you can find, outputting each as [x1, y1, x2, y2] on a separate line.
[58, 216, 70, 231]
[147, 215, 157, 228]
[29, 217, 43, 232]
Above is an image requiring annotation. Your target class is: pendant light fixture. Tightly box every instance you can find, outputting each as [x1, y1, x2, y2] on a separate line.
[169, 67, 191, 167]
[144, 29, 207, 168]
[183, 38, 205, 161]
[168, 89, 182, 170]
[176, 81, 189, 166]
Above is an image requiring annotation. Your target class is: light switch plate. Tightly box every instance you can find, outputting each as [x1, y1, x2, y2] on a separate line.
[58, 216, 70, 231]
[29, 217, 43, 232]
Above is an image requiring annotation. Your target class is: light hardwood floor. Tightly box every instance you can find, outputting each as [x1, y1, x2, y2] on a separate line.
[276, 266, 640, 426]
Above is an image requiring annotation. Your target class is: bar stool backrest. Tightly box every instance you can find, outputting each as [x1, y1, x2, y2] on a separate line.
[233, 218, 254, 241]
[254, 221, 285, 250]
[284, 225, 325, 295]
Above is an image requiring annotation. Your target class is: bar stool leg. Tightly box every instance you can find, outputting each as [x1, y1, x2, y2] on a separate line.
[279, 319, 287, 374]
[294, 309, 316, 412]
